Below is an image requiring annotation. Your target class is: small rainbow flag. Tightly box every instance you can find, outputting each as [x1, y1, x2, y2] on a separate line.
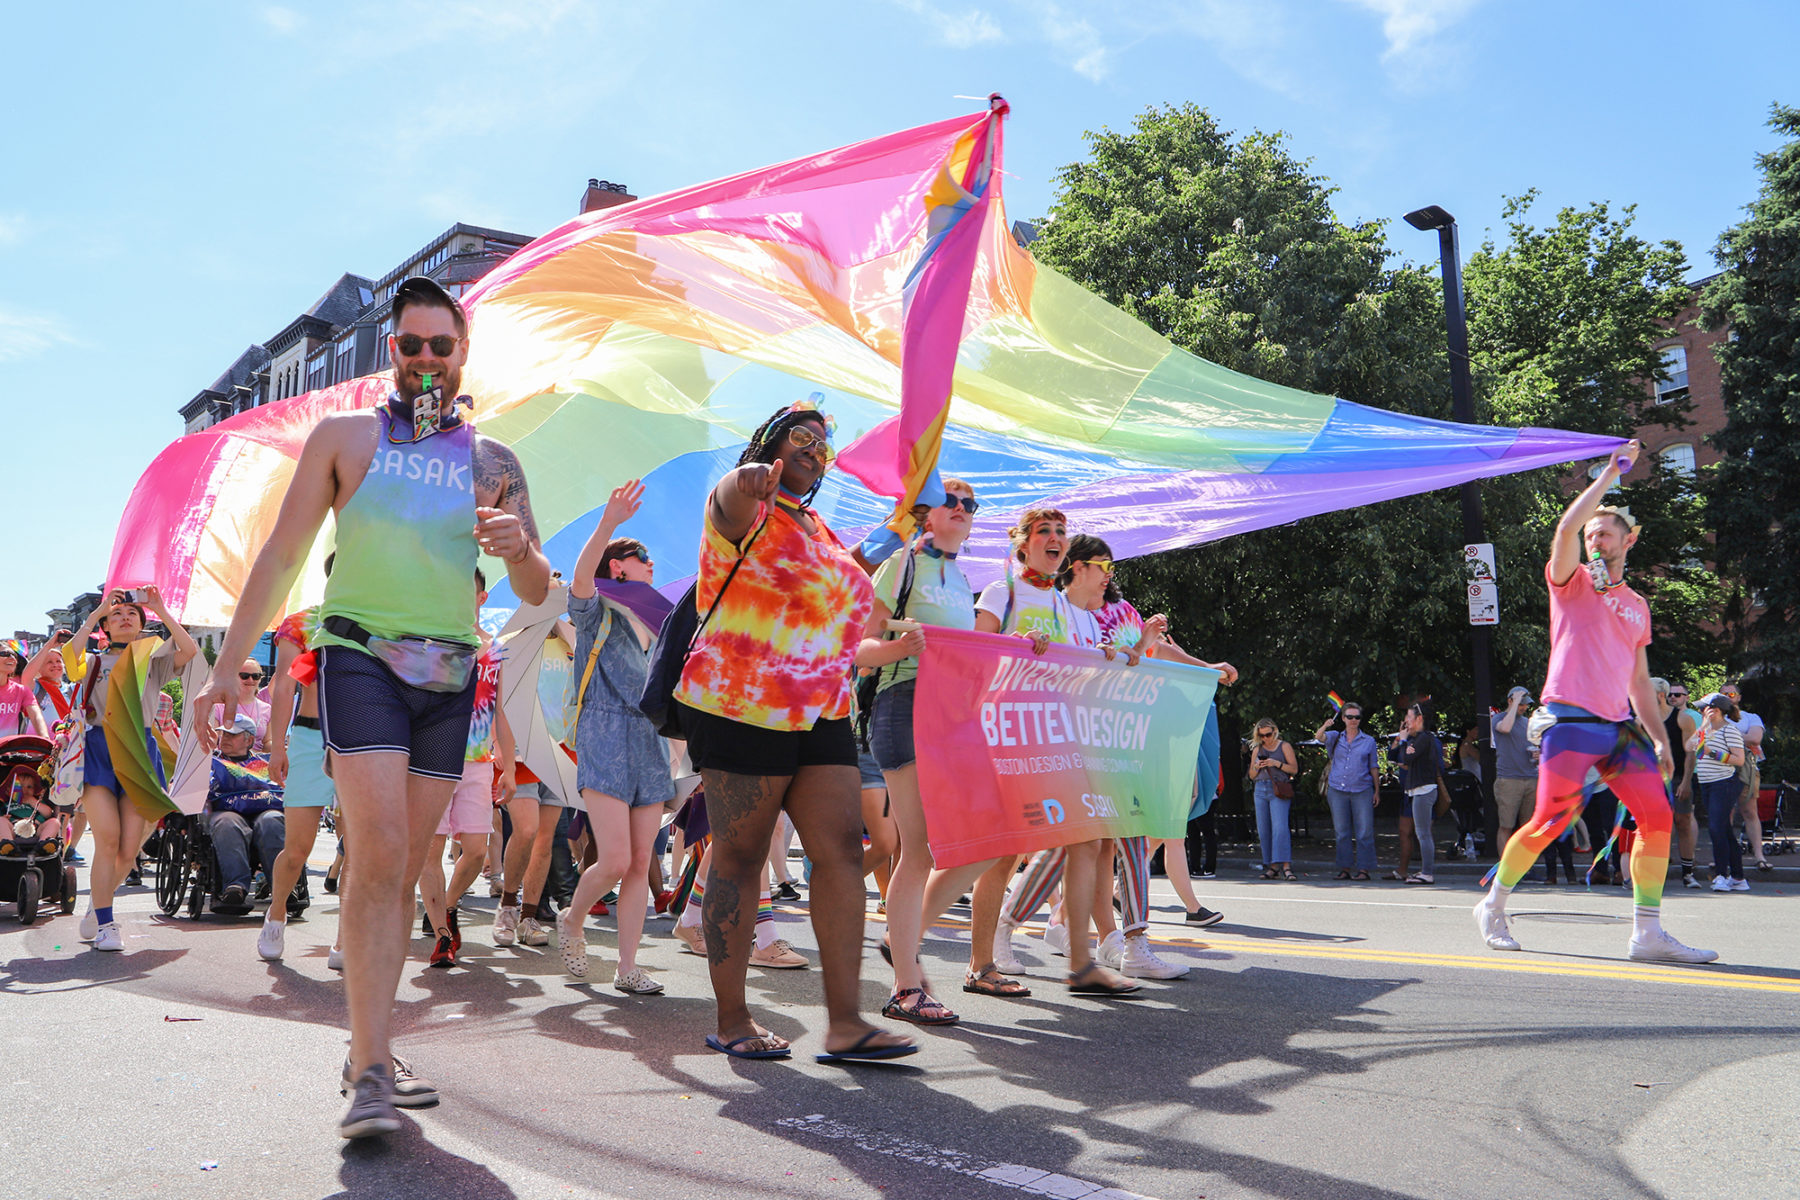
[1326, 691, 1345, 713]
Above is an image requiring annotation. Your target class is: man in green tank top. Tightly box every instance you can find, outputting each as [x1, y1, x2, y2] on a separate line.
[193, 277, 550, 1138]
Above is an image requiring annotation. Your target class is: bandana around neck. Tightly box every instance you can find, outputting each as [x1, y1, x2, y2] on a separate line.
[1019, 566, 1057, 590]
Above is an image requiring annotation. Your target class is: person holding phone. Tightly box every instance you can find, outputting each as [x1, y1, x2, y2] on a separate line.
[1249, 718, 1297, 880]
[1314, 702, 1381, 880]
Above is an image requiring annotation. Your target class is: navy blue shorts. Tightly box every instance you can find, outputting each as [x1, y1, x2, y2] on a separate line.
[316, 645, 477, 782]
[83, 724, 164, 798]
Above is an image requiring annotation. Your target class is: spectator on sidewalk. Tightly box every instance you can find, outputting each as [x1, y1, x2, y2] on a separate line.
[1721, 681, 1769, 872]
[1315, 702, 1380, 881]
[1395, 702, 1445, 884]
[1689, 692, 1747, 891]
[1655, 679, 1701, 887]
[1491, 687, 1539, 853]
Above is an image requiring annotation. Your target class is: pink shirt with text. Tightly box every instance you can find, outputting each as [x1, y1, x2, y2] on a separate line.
[1539, 561, 1650, 722]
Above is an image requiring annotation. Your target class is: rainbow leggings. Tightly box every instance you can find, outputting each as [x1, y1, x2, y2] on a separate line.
[1496, 713, 1671, 907]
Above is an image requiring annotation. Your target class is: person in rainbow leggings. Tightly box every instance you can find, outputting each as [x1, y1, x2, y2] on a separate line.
[1473, 439, 1716, 964]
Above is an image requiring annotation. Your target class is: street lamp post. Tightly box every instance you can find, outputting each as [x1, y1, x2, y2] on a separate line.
[1405, 205, 1497, 856]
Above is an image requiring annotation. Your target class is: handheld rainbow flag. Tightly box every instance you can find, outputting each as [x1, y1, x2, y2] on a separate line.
[1327, 691, 1345, 713]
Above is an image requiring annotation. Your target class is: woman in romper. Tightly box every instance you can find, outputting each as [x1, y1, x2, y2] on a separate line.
[557, 480, 677, 994]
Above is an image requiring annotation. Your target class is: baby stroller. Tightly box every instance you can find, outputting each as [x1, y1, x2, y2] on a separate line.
[0, 735, 80, 925]
[1443, 768, 1487, 861]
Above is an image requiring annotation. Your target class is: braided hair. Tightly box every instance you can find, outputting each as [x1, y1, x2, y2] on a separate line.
[738, 403, 832, 505]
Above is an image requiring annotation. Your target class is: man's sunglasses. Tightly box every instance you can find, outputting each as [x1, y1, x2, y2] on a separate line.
[394, 333, 461, 358]
[239, 672, 260, 681]
[1074, 558, 1115, 575]
[786, 424, 834, 463]
[1668, 692, 1687, 699]
[1342, 714, 1362, 721]
[940, 494, 981, 514]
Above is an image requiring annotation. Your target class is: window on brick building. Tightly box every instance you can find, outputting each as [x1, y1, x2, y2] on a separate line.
[1655, 346, 1688, 404]
[1659, 442, 1696, 476]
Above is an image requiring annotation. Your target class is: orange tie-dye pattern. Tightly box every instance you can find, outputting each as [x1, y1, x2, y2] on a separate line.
[674, 502, 875, 732]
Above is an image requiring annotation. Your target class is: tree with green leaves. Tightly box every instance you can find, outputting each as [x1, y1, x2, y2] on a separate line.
[1029, 104, 1716, 805]
[1702, 104, 1800, 734]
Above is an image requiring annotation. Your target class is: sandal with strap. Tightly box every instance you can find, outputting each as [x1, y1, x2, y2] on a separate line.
[963, 963, 1031, 998]
[1353, 871, 1372, 881]
[1334, 870, 1352, 880]
[882, 987, 960, 1026]
[1259, 867, 1279, 880]
[1067, 962, 1141, 995]
[1281, 868, 1297, 881]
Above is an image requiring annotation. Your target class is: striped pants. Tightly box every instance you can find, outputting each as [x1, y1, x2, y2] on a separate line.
[1005, 836, 1151, 935]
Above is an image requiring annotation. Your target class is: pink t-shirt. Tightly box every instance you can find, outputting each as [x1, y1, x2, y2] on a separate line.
[0, 681, 39, 735]
[1539, 561, 1650, 722]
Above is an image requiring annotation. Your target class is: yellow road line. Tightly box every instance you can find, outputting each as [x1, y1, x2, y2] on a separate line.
[843, 909, 1800, 995]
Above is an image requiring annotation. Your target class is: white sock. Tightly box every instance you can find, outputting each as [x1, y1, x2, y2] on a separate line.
[678, 902, 701, 931]
[754, 919, 778, 951]
[1633, 904, 1661, 938]
[1485, 878, 1513, 910]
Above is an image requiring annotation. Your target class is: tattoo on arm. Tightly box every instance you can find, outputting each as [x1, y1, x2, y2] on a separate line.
[475, 437, 541, 543]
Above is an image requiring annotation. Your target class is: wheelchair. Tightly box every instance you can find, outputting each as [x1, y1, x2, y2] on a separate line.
[154, 809, 308, 919]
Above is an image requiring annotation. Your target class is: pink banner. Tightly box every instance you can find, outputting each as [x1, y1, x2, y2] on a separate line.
[912, 627, 1219, 869]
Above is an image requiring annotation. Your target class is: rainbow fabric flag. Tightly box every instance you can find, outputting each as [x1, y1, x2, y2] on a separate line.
[1327, 691, 1345, 713]
[100, 640, 178, 823]
[102, 107, 1625, 628]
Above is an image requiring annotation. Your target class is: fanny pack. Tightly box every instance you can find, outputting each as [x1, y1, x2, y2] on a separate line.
[323, 616, 475, 693]
[1527, 704, 1642, 750]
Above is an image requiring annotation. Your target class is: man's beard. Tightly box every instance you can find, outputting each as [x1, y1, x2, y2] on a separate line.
[393, 364, 462, 404]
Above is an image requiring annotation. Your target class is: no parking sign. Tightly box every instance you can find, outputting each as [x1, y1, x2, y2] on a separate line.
[1466, 543, 1498, 625]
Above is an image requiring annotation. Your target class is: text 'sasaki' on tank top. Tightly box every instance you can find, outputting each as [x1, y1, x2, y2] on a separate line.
[313, 407, 480, 653]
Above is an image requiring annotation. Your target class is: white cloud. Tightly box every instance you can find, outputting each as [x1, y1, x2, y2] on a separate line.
[896, 0, 1005, 48]
[1029, 1, 1114, 81]
[261, 6, 303, 35]
[0, 309, 76, 363]
[1154, 0, 1307, 100]
[1343, 0, 1481, 89]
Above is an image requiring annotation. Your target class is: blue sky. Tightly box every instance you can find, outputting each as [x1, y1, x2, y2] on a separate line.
[3, 0, 1793, 629]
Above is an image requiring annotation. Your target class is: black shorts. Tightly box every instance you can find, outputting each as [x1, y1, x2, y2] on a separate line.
[317, 644, 477, 782]
[677, 703, 858, 777]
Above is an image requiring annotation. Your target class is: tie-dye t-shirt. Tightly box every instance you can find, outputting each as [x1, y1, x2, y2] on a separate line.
[273, 607, 315, 653]
[676, 502, 874, 732]
[1095, 598, 1145, 649]
[465, 641, 503, 762]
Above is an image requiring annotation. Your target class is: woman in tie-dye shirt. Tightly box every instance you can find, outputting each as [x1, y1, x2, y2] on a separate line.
[675, 401, 912, 1065]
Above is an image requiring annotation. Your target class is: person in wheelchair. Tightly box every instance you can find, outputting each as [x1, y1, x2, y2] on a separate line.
[207, 713, 286, 913]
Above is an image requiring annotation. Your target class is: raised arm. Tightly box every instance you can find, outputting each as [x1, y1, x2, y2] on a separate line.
[709, 459, 783, 545]
[474, 437, 551, 606]
[139, 585, 199, 670]
[569, 481, 644, 601]
[1550, 439, 1640, 586]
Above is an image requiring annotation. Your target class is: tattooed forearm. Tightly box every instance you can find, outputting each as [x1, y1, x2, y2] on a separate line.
[474, 436, 541, 542]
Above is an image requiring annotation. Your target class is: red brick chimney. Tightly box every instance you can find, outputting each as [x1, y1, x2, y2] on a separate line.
[581, 179, 636, 214]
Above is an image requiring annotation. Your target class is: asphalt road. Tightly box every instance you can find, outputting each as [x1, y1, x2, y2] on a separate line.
[3, 840, 1796, 1200]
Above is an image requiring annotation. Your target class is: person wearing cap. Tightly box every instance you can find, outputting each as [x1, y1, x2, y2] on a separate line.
[1490, 686, 1540, 854]
[189, 274, 551, 1138]
[1472, 440, 1715, 964]
[1687, 693, 1748, 891]
[211, 658, 271, 751]
[206, 713, 286, 912]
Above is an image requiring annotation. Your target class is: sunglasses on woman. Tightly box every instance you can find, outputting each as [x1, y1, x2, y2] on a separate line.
[1073, 558, 1115, 575]
[940, 494, 980, 513]
[394, 333, 461, 357]
[786, 424, 834, 463]
[239, 672, 260, 681]
[619, 547, 652, 565]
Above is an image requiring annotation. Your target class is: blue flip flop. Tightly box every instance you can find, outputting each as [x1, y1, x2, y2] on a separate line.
[815, 1030, 919, 1064]
[706, 1033, 791, 1059]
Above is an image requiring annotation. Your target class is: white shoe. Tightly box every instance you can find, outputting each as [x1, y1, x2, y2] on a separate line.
[1096, 929, 1126, 970]
[327, 945, 344, 972]
[1711, 875, 1733, 892]
[1473, 896, 1520, 952]
[1730, 878, 1751, 892]
[557, 914, 590, 978]
[1042, 922, 1070, 958]
[80, 907, 98, 941]
[94, 921, 124, 952]
[1122, 933, 1189, 979]
[1628, 928, 1718, 964]
[257, 917, 285, 961]
[519, 917, 550, 947]
[492, 904, 521, 946]
[1682, 873, 1703, 889]
[991, 923, 1026, 975]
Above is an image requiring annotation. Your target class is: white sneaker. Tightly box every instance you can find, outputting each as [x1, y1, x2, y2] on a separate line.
[519, 916, 550, 947]
[991, 922, 1026, 975]
[492, 904, 521, 946]
[328, 945, 344, 972]
[80, 907, 99, 941]
[1682, 873, 1703, 889]
[94, 921, 124, 952]
[1096, 929, 1126, 970]
[1628, 928, 1719, 964]
[1711, 875, 1733, 892]
[1122, 933, 1189, 979]
[1042, 922, 1070, 958]
[1473, 896, 1520, 952]
[257, 917, 285, 961]
[1730, 878, 1751, 892]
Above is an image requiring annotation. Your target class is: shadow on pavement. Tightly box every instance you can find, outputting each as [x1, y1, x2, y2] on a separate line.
[328, 1120, 517, 1200]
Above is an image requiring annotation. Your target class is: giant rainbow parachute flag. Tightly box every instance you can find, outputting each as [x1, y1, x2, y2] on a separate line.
[107, 104, 1623, 627]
